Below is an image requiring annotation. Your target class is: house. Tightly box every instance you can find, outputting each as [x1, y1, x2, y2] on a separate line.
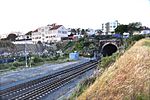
[140, 27, 150, 35]
[102, 20, 120, 35]
[86, 28, 95, 35]
[32, 23, 68, 44]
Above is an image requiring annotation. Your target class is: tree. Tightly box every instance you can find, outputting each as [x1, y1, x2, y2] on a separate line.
[76, 28, 80, 35]
[81, 29, 88, 37]
[128, 22, 142, 35]
[7, 33, 17, 41]
[115, 22, 142, 36]
[81, 29, 86, 35]
[71, 29, 76, 35]
[115, 24, 128, 45]
[115, 24, 128, 35]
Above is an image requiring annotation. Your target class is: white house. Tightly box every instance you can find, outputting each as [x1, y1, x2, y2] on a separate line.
[86, 28, 95, 35]
[140, 29, 150, 35]
[32, 23, 68, 44]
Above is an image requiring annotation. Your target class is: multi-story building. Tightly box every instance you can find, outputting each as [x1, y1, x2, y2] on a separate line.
[102, 20, 120, 35]
[32, 23, 68, 44]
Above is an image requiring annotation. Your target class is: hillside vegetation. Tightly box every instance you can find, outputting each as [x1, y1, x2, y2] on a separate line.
[78, 39, 150, 100]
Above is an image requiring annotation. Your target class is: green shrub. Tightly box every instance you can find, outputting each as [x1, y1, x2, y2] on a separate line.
[17, 57, 26, 62]
[125, 35, 145, 49]
[0, 63, 11, 70]
[32, 56, 44, 63]
[45, 57, 52, 61]
[9, 66, 16, 70]
[13, 61, 24, 67]
[99, 53, 119, 68]
[63, 41, 75, 51]
[52, 56, 59, 60]
[135, 94, 150, 100]
[131, 35, 145, 41]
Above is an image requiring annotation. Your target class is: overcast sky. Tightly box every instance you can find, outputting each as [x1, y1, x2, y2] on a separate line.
[0, 0, 150, 34]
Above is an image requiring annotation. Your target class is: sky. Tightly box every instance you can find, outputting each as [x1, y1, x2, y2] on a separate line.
[0, 0, 150, 35]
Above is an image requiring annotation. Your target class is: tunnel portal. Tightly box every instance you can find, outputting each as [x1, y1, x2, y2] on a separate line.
[101, 43, 118, 57]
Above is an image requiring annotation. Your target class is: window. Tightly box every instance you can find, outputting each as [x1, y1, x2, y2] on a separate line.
[41, 29, 44, 32]
[58, 31, 61, 33]
[62, 31, 66, 34]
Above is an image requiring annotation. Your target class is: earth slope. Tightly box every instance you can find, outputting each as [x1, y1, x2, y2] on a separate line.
[78, 39, 150, 100]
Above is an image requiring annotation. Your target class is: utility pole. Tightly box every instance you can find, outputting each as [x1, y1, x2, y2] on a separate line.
[24, 35, 28, 67]
[29, 55, 31, 67]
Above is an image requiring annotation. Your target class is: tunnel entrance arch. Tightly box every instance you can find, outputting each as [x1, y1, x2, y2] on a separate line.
[101, 43, 118, 57]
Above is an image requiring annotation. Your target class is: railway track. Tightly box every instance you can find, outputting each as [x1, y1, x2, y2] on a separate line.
[1, 60, 98, 100]
[0, 61, 92, 95]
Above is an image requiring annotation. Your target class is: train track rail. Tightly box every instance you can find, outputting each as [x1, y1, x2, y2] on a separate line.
[1, 60, 98, 100]
[0, 61, 92, 95]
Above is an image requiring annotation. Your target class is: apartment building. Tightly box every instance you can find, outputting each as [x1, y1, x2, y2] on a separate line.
[32, 23, 68, 44]
[102, 20, 120, 35]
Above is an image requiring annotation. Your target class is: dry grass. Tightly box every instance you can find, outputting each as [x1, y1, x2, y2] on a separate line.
[78, 39, 150, 100]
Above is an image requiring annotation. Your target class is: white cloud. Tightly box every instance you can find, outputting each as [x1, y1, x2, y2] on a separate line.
[0, 0, 150, 34]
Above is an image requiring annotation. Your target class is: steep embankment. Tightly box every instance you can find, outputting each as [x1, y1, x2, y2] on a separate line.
[78, 39, 150, 100]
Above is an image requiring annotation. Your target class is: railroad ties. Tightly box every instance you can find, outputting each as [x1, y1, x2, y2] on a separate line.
[0, 60, 98, 100]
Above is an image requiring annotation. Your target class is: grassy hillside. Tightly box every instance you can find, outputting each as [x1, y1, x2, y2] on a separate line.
[78, 39, 150, 100]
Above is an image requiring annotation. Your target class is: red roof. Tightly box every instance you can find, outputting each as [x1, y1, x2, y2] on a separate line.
[33, 29, 38, 32]
[50, 25, 62, 30]
[32, 24, 63, 34]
